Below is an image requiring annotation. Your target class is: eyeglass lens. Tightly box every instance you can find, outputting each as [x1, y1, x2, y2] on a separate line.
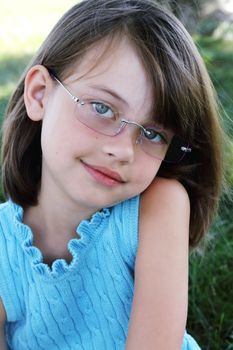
[52, 74, 191, 163]
[72, 102, 189, 163]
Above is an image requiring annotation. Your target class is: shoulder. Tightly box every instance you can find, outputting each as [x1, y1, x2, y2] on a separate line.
[138, 177, 190, 265]
[110, 196, 140, 269]
[111, 195, 140, 232]
[139, 177, 190, 240]
[0, 200, 11, 212]
[0, 200, 14, 217]
[0, 201, 24, 323]
[140, 177, 190, 216]
[0, 200, 16, 233]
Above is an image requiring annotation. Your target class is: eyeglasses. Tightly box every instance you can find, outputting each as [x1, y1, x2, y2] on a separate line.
[51, 74, 191, 163]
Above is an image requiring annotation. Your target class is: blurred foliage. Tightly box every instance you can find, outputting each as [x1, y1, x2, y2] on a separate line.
[188, 30, 233, 350]
[188, 209, 233, 349]
[195, 35, 233, 188]
[195, 36, 233, 129]
[0, 54, 32, 121]
[156, 0, 218, 32]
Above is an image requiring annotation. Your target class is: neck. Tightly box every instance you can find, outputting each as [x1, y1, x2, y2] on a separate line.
[24, 195, 96, 238]
[23, 192, 98, 266]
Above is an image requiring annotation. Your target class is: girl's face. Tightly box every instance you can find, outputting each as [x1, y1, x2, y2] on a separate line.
[39, 37, 164, 213]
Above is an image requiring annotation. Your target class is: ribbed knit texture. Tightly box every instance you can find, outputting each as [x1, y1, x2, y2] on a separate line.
[0, 197, 201, 350]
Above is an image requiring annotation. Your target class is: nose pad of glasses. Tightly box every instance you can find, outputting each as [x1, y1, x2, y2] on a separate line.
[136, 136, 142, 145]
[115, 122, 127, 135]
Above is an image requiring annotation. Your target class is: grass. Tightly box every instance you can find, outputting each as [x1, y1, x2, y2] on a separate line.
[188, 206, 233, 349]
[196, 36, 233, 136]
[186, 35, 233, 350]
[0, 3, 233, 349]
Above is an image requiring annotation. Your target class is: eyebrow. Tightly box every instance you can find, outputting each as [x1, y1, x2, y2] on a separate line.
[88, 84, 129, 106]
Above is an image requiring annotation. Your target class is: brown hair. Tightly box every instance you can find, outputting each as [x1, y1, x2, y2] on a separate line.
[1, 0, 224, 247]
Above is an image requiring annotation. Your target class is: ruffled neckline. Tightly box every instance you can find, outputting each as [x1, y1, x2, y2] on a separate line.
[10, 200, 110, 281]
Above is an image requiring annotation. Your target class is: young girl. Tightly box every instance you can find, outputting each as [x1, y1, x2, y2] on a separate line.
[0, 0, 223, 349]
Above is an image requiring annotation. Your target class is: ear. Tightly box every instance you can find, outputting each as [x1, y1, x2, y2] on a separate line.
[24, 65, 54, 121]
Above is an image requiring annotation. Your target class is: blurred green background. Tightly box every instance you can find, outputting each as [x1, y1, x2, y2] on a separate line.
[0, 0, 232, 349]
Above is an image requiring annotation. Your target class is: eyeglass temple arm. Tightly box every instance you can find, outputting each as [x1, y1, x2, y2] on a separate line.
[51, 75, 80, 103]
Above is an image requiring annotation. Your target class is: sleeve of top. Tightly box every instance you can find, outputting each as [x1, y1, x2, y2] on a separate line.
[0, 204, 22, 322]
[110, 195, 140, 275]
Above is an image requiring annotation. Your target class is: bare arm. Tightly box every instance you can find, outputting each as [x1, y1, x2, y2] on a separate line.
[126, 177, 190, 350]
[0, 298, 7, 350]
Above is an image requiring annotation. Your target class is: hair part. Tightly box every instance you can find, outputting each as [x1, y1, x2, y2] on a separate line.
[1, 0, 224, 248]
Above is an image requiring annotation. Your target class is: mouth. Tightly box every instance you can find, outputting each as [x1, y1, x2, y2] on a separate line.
[81, 161, 125, 187]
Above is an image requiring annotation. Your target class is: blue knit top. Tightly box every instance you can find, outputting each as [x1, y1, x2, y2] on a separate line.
[0, 197, 201, 350]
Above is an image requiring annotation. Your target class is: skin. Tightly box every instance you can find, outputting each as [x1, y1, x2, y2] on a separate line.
[0, 37, 190, 349]
[126, 178, 190, 349]
[0, 299, 7, 350]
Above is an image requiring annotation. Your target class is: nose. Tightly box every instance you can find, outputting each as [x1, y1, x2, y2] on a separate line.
[102, 125, 137, 163]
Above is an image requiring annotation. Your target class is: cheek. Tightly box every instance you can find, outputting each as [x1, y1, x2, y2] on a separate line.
[41, 116, 102, 162]
[134, 158, 162, 188]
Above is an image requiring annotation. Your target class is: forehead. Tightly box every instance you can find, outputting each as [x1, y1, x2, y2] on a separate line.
[65, 36, 154, 120]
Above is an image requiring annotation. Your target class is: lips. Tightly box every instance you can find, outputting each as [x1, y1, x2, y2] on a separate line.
[81, 161, 124, 185]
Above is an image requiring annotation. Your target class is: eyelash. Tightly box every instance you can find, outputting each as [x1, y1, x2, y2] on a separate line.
[89, 100, 118, 117]
[143, 128, 168, 144]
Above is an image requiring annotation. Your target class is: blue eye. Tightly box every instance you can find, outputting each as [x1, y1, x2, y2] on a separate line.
[143, 128, 167, 144]
[91, 102, 114, 119]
